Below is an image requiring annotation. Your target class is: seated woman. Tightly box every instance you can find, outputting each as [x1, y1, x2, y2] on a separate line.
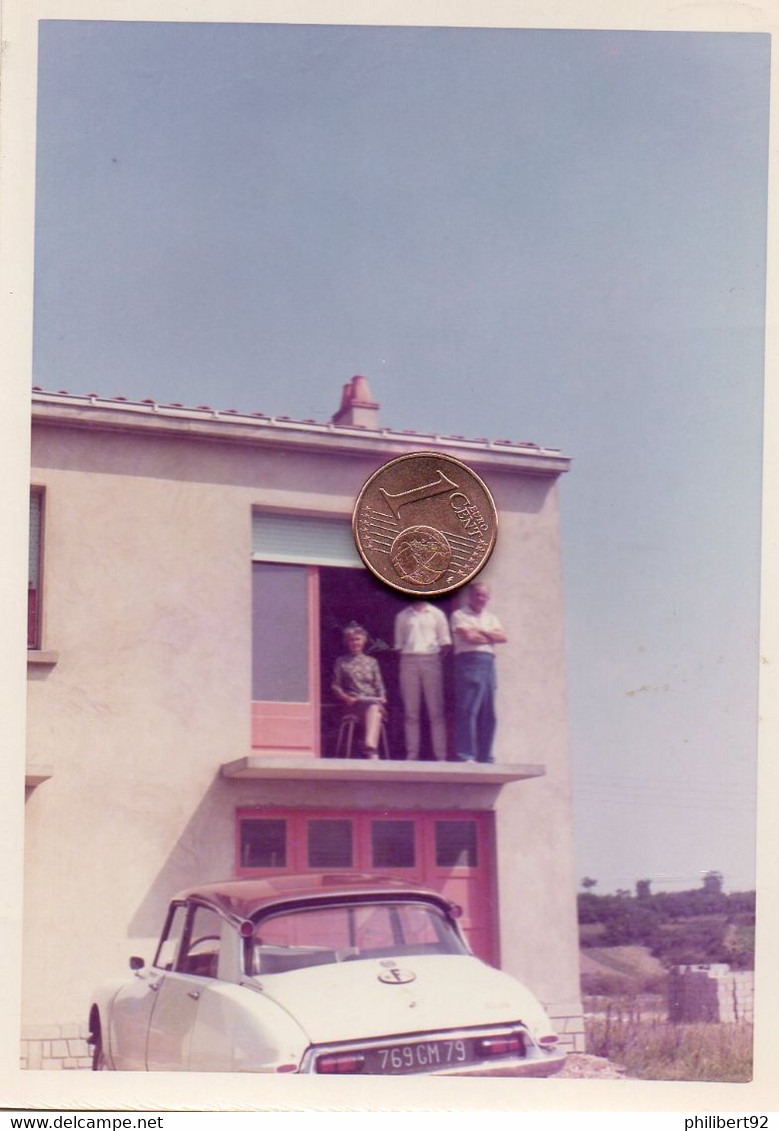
[331, 625, 387, 759]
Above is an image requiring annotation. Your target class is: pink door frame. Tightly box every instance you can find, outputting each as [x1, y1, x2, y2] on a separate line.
[251, 566, 321, 756]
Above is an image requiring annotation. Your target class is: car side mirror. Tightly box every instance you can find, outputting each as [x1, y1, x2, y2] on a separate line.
[129, 955, 145, 971]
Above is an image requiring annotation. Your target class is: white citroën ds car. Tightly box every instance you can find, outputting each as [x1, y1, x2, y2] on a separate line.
[88, 874, 566, 1077]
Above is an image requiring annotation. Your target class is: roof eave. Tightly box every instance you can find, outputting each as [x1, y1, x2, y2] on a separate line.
[31, 394, 571, 477]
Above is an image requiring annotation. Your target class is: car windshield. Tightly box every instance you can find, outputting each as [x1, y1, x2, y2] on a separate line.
[248, 899, 467, 976]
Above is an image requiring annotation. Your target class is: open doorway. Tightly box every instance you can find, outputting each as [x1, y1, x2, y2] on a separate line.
[319, 567, 459, 759]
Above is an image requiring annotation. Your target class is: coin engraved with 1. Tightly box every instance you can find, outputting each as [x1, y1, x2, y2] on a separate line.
[352, 451, 498, 597]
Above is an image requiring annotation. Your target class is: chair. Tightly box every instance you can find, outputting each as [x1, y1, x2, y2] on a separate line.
[335, 710, 390, 759]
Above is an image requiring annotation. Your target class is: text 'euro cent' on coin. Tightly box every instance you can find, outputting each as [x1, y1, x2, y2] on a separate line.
[352, 452, 498, 597]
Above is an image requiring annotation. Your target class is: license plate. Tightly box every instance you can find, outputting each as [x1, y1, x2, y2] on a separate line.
[365, 1037, 476, 1075]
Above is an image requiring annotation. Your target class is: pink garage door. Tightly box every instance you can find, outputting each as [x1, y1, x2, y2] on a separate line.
[235, 808, 497, 966]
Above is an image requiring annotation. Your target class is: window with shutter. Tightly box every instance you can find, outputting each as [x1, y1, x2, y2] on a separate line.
[28, 489, 44, 649]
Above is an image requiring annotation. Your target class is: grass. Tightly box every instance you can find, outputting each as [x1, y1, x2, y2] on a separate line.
[586, 1011, 753, 1082]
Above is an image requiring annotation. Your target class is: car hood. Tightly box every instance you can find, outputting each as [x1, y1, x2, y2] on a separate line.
[252, 954, 553, 1045]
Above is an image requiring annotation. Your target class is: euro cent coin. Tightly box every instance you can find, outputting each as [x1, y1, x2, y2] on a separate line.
[352, 451, 498, 597]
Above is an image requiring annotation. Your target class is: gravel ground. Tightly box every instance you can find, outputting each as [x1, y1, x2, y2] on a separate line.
[556, 1053, 628, 1079]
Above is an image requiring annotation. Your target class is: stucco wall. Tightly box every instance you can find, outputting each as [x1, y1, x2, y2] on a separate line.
[484, 476, 581, 1013]
[25, 418, 581, 1043]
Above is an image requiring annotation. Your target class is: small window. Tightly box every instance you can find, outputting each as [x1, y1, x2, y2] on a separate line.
[372, 820, 415, 868]
[307, 819, 353, 868]
[28, 489, 43, 649]
[178, 905, 222, 978]
[435, 821, 478, 868]
[153, 903, 188, 971]
[240, 818, 287, 868]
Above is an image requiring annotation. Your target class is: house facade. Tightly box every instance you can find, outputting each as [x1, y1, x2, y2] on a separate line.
[23, 377, 583, 1069]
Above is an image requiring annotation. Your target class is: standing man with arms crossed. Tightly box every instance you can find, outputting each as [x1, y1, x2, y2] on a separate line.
[450, 582, 507, 763]
[394, 600, 451, 761]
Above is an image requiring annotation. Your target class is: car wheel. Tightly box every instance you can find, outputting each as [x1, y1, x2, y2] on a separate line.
[91, 1026, 108, 1071]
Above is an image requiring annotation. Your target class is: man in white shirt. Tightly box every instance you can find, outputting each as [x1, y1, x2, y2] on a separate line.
[394, 600, 452, 760]
[450, 582, 507, 763]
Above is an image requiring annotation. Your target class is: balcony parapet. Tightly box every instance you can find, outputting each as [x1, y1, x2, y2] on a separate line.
[221, 756, 544, 785]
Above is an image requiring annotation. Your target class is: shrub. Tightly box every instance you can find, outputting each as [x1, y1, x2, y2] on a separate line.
[579, 923, 606, 946]
[601, 903, 662, 946]
[637, 971, 669, 996]
[649, 919, 728, 967]
[581, 972, 633, 998]
[577, 892, 604, 925]
[581, 970, 668, 998]
[578, 888, 756, 970]
[726, 925, 755, 970]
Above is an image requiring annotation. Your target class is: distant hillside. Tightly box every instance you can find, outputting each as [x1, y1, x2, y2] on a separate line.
[579, 944, 668, 996]
[577, 887, 755, 971]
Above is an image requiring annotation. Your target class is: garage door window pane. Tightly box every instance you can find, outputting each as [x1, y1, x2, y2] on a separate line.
[307, 819, 353, 868]
[372, 820, 415, 868]
[241, 819, 287, 868]
[435, 821, 478, 867]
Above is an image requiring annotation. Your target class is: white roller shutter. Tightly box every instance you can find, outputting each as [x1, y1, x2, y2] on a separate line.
[252, 511, 360, 567]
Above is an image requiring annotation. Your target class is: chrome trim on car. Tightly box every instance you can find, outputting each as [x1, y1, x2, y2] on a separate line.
[298, 1021, 566, 1077]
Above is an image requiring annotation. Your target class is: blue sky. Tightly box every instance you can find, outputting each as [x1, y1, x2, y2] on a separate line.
[32, 21, 769, 893]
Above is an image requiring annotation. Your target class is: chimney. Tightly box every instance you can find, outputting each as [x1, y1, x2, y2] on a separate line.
[331, 375, 380, 429]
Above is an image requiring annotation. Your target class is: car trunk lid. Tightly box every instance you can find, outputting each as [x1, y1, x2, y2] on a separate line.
[251, 954, 550, 1045]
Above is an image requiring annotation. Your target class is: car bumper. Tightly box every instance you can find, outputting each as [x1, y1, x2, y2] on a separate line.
[300, 1024, 566, 1077]
[430, 1049, 567, 1077]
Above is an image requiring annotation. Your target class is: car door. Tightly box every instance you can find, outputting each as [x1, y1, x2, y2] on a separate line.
[108, 902, 188, 1071]
[146, 902, 224, 1071]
